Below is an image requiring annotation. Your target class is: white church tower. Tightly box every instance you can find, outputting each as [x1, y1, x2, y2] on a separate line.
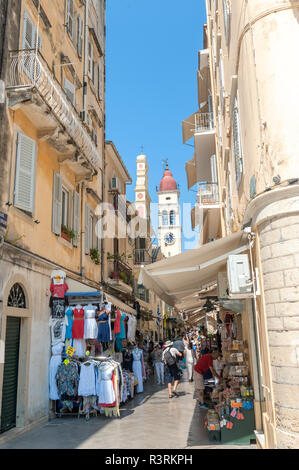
[157, 163, 182, 257]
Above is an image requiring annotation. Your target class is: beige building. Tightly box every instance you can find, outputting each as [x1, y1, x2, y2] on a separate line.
[182, 0, 299, 449]
[0, 0, 105, 439]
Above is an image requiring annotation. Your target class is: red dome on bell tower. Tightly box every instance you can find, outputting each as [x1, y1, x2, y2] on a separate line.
[159, 164, 178, 192]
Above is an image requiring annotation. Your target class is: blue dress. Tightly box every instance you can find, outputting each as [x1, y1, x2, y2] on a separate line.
[97, 312, 111, 343]
[65, 308, 73, 340]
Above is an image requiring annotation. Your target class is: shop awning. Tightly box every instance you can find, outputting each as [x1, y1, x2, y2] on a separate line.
[104, 293, 136, 315]
[185, 157, 198, 190]
[182, 111, 199, 144]
[139, 231, 249, 307]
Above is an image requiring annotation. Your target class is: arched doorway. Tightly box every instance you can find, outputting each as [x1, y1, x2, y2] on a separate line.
[0, 279, 31, 434]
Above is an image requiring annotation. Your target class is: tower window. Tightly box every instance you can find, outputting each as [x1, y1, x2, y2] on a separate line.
[162, 210, 168, 226]
[170, 210, 176, 226]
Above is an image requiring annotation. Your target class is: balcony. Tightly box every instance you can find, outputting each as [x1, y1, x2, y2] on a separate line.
[191, 183, 221, 246]
[134, 249, 153, 266]
[107, 258, 133, 294]
[6, 50, 102, 176]
[197, 182, 219, 206]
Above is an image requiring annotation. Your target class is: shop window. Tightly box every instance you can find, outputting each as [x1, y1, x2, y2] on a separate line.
[7, 283, 26, 309]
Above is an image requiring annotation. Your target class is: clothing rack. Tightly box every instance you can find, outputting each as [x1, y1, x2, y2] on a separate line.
[65, 291, 103, 306]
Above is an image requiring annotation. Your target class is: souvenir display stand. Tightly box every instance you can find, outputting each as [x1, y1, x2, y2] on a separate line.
[202, 310, 256, 445]
[48, 272, 140, 421]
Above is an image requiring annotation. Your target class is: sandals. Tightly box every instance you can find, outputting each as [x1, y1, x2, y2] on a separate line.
[173, 391, 179, 397]
[169, 395, 173, 399]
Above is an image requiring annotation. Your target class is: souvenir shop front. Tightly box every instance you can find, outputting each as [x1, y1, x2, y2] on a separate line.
[192, 302, 258, 445]
[139, 231, 264, 445]
[48, 271, 147, 420]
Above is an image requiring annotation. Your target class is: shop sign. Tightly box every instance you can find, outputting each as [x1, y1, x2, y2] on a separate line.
[0, 211, 7, 229]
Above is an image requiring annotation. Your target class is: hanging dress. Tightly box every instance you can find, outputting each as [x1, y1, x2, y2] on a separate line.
[65, 308, 73, 340]
[97, 362, 116, 406]
[72, 306, 84, 339]
[97, 312, 111, 343]
[49, 342, 64, 400]
[132, 349, 144, 393]
[78, 362, 97, 397]
[84, 305, 98, 339]
[114, 309, 121, 335]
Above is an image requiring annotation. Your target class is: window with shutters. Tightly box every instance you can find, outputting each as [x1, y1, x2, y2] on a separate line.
[223, 0, 230, 46]
[219, 50, 225, 112]
[22, 10, 42, 80]
[64, 78, 76, 106]
[91, 126, 98, 147]
[67, 0, 75, 42]
[14, 132, 37, 215]
[98, 62, 103, 100]
[61, 187, 69, 227]
[72, 191, 80, 247]
[232, 97, 243, 187]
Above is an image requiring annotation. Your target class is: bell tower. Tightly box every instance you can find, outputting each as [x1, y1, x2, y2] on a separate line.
[157, 162, 182, 257]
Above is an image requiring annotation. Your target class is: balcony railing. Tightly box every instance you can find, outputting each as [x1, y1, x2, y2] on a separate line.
[7, 50, 101, 171]
[134, 249, 152, 265]
[194, 112, 214, 133]
[197, 182, 219, 205]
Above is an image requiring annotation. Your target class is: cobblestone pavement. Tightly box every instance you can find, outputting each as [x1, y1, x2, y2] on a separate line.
[0, 372, 256, 449]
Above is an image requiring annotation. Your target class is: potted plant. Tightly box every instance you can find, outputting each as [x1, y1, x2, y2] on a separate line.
[90, 248, 100, 265]
[61, 225, 76, 242]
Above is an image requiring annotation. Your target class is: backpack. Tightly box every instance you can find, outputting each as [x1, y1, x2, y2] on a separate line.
[164, 348, 177, 367]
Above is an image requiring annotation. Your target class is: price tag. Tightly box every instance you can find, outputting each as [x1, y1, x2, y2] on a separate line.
[85, 350, 90, 356]
[66, 346, 75, 357]
[64, 359, 70, 365]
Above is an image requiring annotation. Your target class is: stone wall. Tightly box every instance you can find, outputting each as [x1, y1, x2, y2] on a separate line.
[259, 213, 299, 448]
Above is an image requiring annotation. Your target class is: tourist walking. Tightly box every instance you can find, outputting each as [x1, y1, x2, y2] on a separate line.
[184, 341, 196, 382]
[162, 340, 183, 398]
[151, 343, 164, 385]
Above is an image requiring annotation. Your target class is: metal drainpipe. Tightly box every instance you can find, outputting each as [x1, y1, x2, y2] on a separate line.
[83, 0, 89, 124]
[81, 182, 85, 277]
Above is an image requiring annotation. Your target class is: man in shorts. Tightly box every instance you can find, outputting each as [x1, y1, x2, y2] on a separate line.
[194, 350, 221, 408]
[162, 340, 183, 398]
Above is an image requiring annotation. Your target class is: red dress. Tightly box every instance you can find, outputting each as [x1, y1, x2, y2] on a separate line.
[114, 309, 121, 335]
[72, 307, 84, 339]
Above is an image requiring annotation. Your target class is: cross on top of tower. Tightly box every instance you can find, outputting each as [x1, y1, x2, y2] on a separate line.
[162, 158, 169, 170]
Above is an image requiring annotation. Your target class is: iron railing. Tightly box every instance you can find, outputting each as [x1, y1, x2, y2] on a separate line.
[134, 249, 152, 265]
[197, 182, 219, 205]
[194, 112, 214, 133]
[7, 49, 101, 170]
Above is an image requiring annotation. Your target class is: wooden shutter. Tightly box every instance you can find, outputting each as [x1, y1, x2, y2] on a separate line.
[14, 132, 37, 214]
[64, 78, 76, 106]
[85, 203, 90, 254]
[73, 191, 80, 247]
[67, 0, 74, 39]
[98, 62, 103, 100]
[23, 11, 34, 49]
[96, 216, 101, 253]
[52, 172, 62, 235]
[232, 97, 243, 186]
[88, 41, 94, 80]
[77, 15, 83, 57]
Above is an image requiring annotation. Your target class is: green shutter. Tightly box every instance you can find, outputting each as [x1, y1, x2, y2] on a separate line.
[52, 172, 62, 235]
[0, 317, 21, 434]
[14, 132, 37, 214]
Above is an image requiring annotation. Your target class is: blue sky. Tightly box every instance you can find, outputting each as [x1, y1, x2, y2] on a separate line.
[105, 0, 206, 250]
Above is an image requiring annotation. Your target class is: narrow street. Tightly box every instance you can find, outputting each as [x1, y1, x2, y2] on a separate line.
[0, 373, 255, 450]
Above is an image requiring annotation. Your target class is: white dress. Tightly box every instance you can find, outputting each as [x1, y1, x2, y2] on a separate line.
[49, 342, 64, 400]
[78, 362, 97, 396]
[84, 305, 98, 339]
[127, 315, 137, 344]
[97, 362, 116, 405]
[73, 339, 86, 358]
[132, 349, 143, 393]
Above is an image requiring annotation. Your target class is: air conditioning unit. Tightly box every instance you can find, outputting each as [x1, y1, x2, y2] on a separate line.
[227, 254, 253, 297]
[217, 272, 229, 299]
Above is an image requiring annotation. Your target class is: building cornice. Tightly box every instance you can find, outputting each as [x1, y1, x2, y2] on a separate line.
[243, 184, 299, 229]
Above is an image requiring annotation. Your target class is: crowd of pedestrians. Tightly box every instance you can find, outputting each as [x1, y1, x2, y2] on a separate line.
[146, 330, 223, 405]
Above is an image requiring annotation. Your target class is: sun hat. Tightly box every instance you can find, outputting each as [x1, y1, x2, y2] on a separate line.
[164, 340, 173, 348]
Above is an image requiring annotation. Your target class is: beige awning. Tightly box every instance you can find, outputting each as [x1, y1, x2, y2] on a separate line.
[182, 111, 199, 144]
[104, 293, 136, 315]
[185, 157, 198, 190]
[139, 231, 249, 307]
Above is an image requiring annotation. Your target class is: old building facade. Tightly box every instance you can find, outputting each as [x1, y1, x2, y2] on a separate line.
[0, 0, 105, 438]
[183, 0, 299, 449]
